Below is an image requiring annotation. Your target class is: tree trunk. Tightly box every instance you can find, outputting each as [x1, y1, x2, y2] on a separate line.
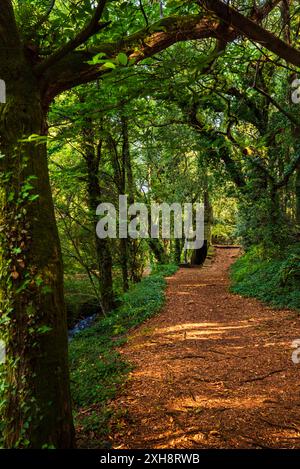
[85, 146, 115, 313]
[288, 74, 300, 233]
[295, 165, 300, 227]
[0, 66, 74, 446]
[119, 117, 130, 291]
[191, 241, 208, 265]
[121, 116, 141, 283]
[174, 238, 183, 264]
[191, 189, 212, 266]
[148, 238, 169, 264]
[119, 238, 129, 291]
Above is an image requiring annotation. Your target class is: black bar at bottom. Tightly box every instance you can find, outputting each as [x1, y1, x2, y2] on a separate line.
[0, 449, 298, 466]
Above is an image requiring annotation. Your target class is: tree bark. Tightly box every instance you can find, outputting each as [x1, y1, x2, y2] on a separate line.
[174, 238, 183, 264]
[121, 115, 141, 284]
[0, 71, 74, 448]
[119, 118, 129, 291]
[83, 130, 115, 313]
[296, 165, 300, 227]
[148, 238, 169, 264]
[191, 189, 212, 265]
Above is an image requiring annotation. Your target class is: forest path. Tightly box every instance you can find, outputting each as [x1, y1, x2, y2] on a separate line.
[111, 247, 300, 449]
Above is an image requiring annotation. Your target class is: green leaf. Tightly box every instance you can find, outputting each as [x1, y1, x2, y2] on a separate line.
[8, 191, 15, 202]
[29, 194, 39, 202]
[37, 325, 53, 334]
[87, 52, 107, 65]
[103, 61, 116, 69]
[117, 53, 128, 66]
[41, 285, 53, 294]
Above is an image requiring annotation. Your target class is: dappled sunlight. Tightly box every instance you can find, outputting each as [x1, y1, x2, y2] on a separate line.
[267, 430, 300, 440]
[128, 319, 268, 350]
[158, 322, 222, 331]
[171, 395, 266, 412]
[178, 283, 224, 288]
[182, 283, 208, 287]
[151, 322, 255, 341]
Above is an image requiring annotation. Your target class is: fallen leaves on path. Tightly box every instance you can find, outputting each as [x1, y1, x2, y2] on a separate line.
[110, 247, 300, 449]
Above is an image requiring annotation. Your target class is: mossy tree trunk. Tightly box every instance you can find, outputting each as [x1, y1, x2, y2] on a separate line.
[0, 4, 74, 448]
[174, 238, 183, 264]
[86, 153, 115, 313]
[148, 238, 169, 264]
[296, 165, 300, 228]
[120, 115, 141, 285]
[119, 118, 129, 292]
[0, 78, 74, 449]
[82, 124, 115, 313]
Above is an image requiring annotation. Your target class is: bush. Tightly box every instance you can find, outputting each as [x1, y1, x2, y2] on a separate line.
[231, 245, 300, 311]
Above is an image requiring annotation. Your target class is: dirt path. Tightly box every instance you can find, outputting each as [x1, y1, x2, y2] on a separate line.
[111, 247, 300, 449]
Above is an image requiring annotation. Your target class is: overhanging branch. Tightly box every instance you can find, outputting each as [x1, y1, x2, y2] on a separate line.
[41, 15, 220, 103]
[40, 1, 300, 103]
[199, 0, 300, 67]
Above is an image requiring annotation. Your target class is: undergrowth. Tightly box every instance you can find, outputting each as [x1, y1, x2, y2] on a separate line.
[69, 263, 178, 447]
[231, 245, 300, 311]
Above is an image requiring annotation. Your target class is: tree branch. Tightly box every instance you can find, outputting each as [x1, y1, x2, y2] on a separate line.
[251, 0, 282, 22]
[186, 102, 246, 188]
[40, 0, 300, 103]
[251, 85, 300, 188]
[34, 0, 56, 30]
[139, 0, 149, 27]
[0, 0, 21, 51]
[276, 150, 300, 188]
[41, 15, 220, 103]
[253, 84, 300, 126]
[199, 0, 300, 67]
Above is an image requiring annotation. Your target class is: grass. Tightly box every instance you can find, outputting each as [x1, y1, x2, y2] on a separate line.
[69, 263, 178, 446]
[231, 245, 300, 311]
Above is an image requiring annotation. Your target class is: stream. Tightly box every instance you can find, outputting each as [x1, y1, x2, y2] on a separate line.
[68, 313, 97, 340]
